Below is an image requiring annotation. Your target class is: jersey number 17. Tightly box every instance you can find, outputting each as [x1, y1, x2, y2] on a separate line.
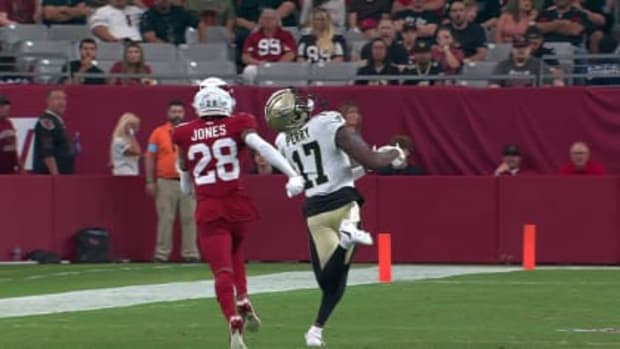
[291, 140, 329, 189]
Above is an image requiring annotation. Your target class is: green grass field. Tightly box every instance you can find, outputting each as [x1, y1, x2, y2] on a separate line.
[2, 264, 620, 349]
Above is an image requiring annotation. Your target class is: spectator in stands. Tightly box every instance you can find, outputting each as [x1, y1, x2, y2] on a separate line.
[525, 25, 557, 65]
[448, 0, 487, 62]
[495, 0, 537, 43]
[350, 18, 378, 61]
[146, 99, 200, 263]
[250, 151, 281, 174]
[465, 0, 501, 29]
[90, 0, 144, 42]
[559, 141, 606, 175]
[376, 135, 426, 175]
[140, 0, 205, 44]
[110, 112, 141, 175]
[360, 18, 378, 40]
[361, 18, 409, 66]
[109, 42, 154, 85]
[356, 38, 401, 85]
[42, 0, 89, 25]
[234, 0, 298, 61]
[297, 8, 346, 63]
[493, 144, 524, 175]
[432, 26, 464, 74]
[299, 0, 346, 29]
[241, 9, 297, 84]
[536, 0, 587, 48]
[348, 0, 392, 31]
[401, 21, 418, 63]
[586, 35, 620, 86]
[185, 0, 236, 40]
[61, 38, 106, 85]
[0, 95, 22, 174]
[403, 40, 443, 85]
[0, 0, 40, 25]
[573, 0, 609, 53]
[339, 102, 363, 131]
[392, 0, 440, 41]
[490, 35, 561, 87]
[525, 25, 565, 80]
[33, 90, 75, 175]
[504, 0, 545, 13]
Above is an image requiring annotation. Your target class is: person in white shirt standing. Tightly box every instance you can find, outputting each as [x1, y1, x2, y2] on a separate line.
[110, 112, 142, 175]
[90, 0, 144, 42]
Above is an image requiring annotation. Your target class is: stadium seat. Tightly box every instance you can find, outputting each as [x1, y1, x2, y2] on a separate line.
[349, 40, 368, 61]
[344, 29, 365, 43]
[91, 42, 124, 61]
[17, 40, 72, 71]
[185, 27, 199, 45]
[33, 58, 67, 84]
[310, 62, 359, 85]
[256, 62, 310, 86]
[205, 26, 230, 43]
[0, 24, 48, 53]
[148, 61, 188, 85]
[186, 60, 237, 84]
[178, 43, 231, 62]
[543, 42, 574, 70]
[459, 61, 498, 87]
[48, 25, 92, 42]
[486, 43, 512, 62]
[139, 43, 178, 63]
[92, 60, 115, 74]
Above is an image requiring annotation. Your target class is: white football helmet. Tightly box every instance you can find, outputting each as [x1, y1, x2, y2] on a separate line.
[198, 77, 236, 113]
[199, 77, 228, 90]
[193, 85, 235, 117]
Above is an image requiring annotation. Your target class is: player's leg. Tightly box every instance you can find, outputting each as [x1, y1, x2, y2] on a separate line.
[231, 222, 262, 332]
[305, 203, 369, 347]
[197, 221, 247, 349]
[153, 179, 178, 262]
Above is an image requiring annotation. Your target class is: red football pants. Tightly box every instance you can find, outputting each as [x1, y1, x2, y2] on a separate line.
[197, 220, 248, 321]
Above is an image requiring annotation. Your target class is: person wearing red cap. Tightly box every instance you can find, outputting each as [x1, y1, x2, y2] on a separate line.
[559, 142, 606, 175]
[0, 95, 21, 174]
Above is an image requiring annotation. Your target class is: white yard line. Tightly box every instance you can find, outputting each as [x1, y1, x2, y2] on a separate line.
[0, 265, 517, 319]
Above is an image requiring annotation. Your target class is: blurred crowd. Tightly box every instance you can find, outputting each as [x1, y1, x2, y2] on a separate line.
[0, 0, 617, 86]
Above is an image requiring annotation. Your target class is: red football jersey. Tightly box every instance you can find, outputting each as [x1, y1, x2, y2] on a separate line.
[243, 28, 297, 62]
[173, 113, 259, 224]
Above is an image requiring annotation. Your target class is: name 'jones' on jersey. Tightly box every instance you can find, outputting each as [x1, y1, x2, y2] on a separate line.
[276, 112, 355, 197]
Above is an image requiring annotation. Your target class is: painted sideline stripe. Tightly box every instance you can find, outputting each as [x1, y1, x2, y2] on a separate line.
[0, 265, 516, 319]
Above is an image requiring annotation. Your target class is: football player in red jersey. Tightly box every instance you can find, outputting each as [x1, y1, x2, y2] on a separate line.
[173, 78, 304, 349]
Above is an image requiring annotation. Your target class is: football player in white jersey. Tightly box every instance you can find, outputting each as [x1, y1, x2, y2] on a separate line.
[265, 88, 405, 347]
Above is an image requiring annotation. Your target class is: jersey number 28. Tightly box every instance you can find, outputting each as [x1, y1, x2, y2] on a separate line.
[188, 138, 239, 185]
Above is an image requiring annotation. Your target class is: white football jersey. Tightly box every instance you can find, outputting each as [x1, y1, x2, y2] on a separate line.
[275, 111, 355, 198]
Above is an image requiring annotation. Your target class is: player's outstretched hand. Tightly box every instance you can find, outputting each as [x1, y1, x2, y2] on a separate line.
[286, 175, 305, 198]
[375, 144, 406, 168]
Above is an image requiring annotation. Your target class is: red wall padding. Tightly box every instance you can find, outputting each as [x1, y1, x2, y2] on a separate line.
[1, 175, 619, 264]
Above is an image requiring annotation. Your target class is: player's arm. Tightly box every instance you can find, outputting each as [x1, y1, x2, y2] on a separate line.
[175, 144, 194, 196]
[335, 126, 399, 170]
[242, 129, 305, 197]
[242, 129, 297, 178]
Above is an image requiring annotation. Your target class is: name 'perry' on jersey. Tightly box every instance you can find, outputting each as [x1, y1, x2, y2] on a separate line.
[275, 111, 354, 197]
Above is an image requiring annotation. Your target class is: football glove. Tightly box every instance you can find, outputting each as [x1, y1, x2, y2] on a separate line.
[375, 144, 406, 168]
[286, 175, 305, 198]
